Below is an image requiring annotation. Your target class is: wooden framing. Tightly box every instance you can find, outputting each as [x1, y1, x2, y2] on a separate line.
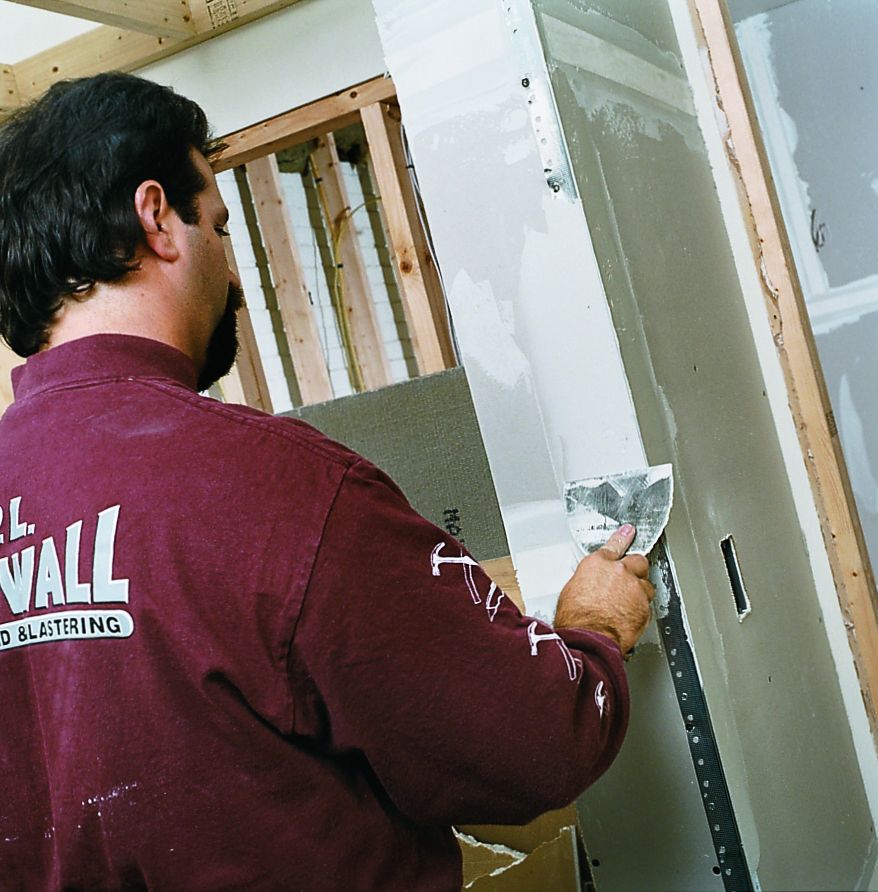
[219, 238, 273, 412]
[0, 343, 24, 415]
[361, 101, 456, 374]
[245, 154, 333, 405]
[233, 165, 303, 406]
[0, 69, 453, 415]
[215, 77, 398, 173]
[211, 75, 457, 408]
[186, 0, 293, 34]
[7, 0, 303, 105]
[310, 132, 392, 392]
[0, 65, 19, 116]
[692, 0, 878, 738]
[7, 1, 197, 38]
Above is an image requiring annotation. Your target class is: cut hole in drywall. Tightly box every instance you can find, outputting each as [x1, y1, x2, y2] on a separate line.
[721, 535, 751, 621]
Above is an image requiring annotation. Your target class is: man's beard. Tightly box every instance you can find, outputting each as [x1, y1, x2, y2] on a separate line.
[198, 282, 245, 392]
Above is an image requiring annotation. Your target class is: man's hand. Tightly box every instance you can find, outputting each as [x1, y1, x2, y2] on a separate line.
[554, 524, 655, 654]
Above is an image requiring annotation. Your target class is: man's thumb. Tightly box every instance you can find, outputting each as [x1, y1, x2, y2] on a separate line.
[599, 524, 636, 560]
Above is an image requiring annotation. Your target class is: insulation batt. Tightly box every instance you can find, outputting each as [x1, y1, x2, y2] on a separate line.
[0, 334, 629, 890]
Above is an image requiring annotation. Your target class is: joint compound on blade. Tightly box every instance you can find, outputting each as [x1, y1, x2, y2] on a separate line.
[564, 464, 674, 556]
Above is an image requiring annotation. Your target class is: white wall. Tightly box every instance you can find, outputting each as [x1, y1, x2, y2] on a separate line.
[141, 0, 387, 137]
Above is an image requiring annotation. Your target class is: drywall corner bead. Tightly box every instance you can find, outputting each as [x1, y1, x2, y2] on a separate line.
[500, 0, 577, 201]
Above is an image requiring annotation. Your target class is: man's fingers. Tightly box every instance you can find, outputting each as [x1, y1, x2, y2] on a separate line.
[599, 524, 636, 560]
[621, 553, 650, 578]
[641, 579, 656, 602]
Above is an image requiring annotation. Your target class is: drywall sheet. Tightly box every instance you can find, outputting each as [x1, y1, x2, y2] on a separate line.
[530, 0, 875, 888]
[371, 0, 721, 887]
[141, 0, 387, 137]
[735, 0, 878, 593]
[370, 0, 647, 619]
[737, 0, 878, 290]
[818, 310, 878, 575]
[285, 368, 509, 562]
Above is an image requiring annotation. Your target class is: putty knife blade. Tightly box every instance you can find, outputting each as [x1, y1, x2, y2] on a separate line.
[564, 464, 673, 556]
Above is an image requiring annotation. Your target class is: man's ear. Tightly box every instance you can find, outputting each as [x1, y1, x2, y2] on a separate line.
[134, 180, 180, 262]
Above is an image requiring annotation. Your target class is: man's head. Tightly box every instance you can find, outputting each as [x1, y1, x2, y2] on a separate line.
[0, 71, 241, 388]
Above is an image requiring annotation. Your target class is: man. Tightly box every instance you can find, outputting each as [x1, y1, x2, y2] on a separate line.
[0, 73, 653, 890]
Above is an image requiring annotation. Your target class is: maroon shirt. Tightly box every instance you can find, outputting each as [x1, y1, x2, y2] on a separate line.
[0, 335, 629, 891]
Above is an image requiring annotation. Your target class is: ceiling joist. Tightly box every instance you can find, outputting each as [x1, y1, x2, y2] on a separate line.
[0, 64, 20, 115]
[9, 0, 302, 103]
[6, 1, 197, 39]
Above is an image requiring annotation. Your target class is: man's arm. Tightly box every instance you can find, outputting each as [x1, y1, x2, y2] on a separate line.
[287, 460, 653, 826]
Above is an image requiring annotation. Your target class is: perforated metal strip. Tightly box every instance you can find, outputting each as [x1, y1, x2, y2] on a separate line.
[654, 538, 752, 892]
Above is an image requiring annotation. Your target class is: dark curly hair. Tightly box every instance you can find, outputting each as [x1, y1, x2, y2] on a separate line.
[0, 71, 220, 356]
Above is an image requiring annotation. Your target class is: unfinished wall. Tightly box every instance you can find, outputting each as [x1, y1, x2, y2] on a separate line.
[217, 157, 413, 409]
[370, 3, 726, 885]
[530, 0, 875, 887]
[735, 0, 878, 599]
[374, 0, 876, 887]
[733, 0, 878, 290]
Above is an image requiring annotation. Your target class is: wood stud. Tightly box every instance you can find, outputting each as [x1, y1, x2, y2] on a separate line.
[245, 154, 333, 406]
[218, 237, 273, 412]
[310, 132, 392, 392]
[361, 101, 456, 374]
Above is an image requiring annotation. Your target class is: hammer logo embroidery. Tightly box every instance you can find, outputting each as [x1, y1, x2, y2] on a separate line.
[485, 582, 505, 623]
[430, 542, 481, 604]
[595, 681, 607, 718]
[527, 621, 579, 681]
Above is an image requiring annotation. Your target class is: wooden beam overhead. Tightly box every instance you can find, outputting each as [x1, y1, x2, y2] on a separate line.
[15, 28, 175, 101]
[13, 0, 303, 102]
[215, 77, 398, 173]
[187, 0, 295, 34]
[246, 154, 333, 405]
[6, 0, 197, 38]
[0, 64, 21, 116]
[310, 133, 392, 392]
[361, 101, 456, 374]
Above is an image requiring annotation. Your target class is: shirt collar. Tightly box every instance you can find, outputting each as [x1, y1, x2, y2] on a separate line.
[11, 334, 200, 401]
